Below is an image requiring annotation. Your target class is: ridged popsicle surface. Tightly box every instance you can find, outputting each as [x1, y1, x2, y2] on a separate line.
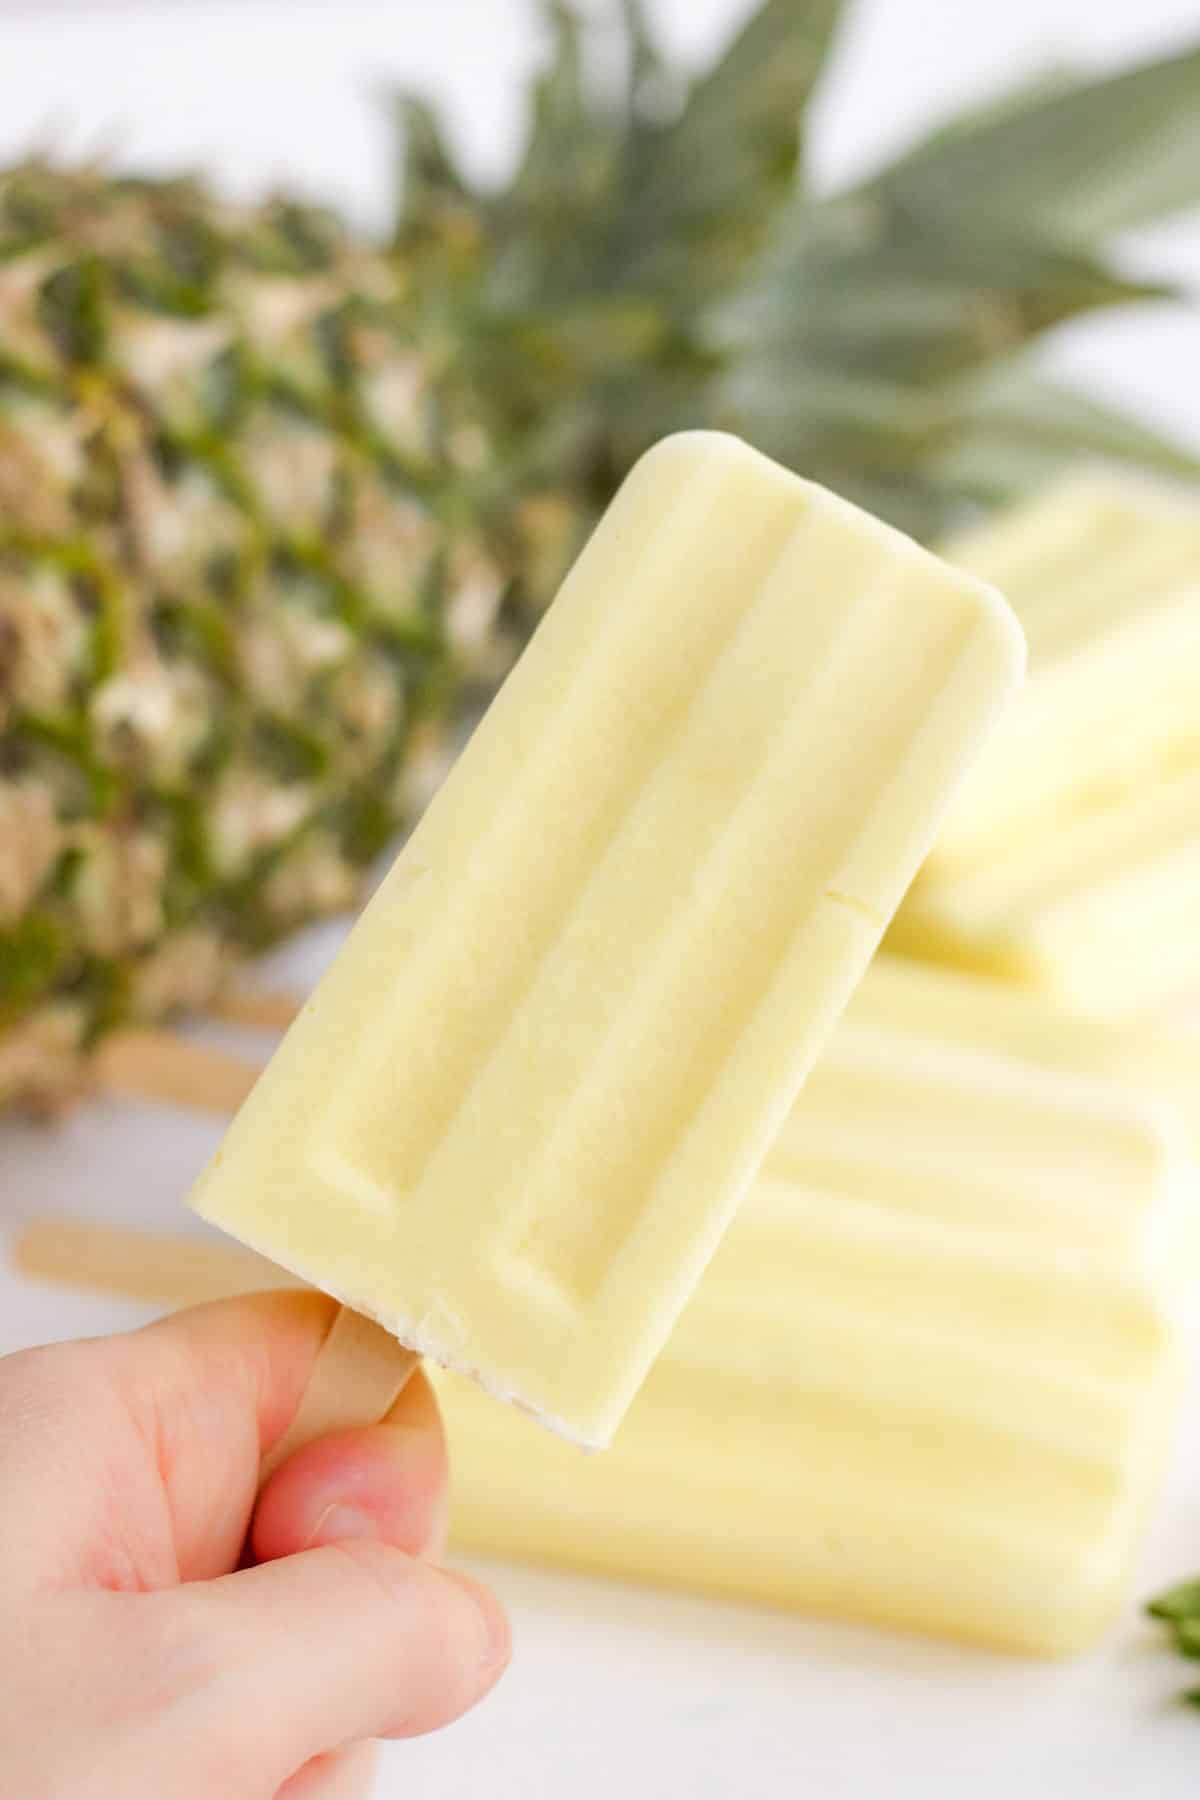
[898, 471, 1200, 1012]
[895, 763, 1200, 1011]
[848, 956, 1200, 1158]
[192, 431, 1022, 1445]
[928, 471, 1200, 873]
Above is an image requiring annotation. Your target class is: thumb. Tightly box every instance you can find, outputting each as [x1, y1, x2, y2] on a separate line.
[143, 1541, 509, 1789]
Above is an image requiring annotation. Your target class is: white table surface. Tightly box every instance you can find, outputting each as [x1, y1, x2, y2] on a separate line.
[3, 3, 1200, 1795]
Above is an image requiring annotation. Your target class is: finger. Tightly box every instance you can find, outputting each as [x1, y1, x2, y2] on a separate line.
[277, 1742, 378, 1800]
[253, 1369, 448, 1566]
[0, 1291, 338, 1588]
[153, 1542, 509, 1784]
[106, 1291, 339, 1581]
[128, 1296, 340, 1576]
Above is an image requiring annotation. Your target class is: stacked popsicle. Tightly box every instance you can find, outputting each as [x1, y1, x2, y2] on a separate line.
[439, 1005, 1195, 1654]
[894, 470, 1200, 1012]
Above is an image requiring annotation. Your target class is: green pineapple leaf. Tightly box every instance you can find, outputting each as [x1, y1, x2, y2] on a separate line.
[704, 35, 1200, 535]
[477, 1, 621, 315]
[391, 93, 473, 246]
[1149, 1579, 1200, 1624]
[874, 40, 1200, 241]
[393, 0, 844, 320]
[607, 0, 842, 305]
[1147, 1580, 1200, 1705]
[710, 198, 1170, 392]
[935, 363, 1200, 514]
[618, 0, 665, 94]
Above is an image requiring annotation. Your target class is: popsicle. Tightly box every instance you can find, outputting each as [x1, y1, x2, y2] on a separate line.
[892, 470, 1200, 1011]
[33, 1021, 1193, 1654]
[438, 1034, 1195, 1655]
[190, 430, 1023, 1447]
[928, 470, 1200, 875]
[893, 762, 1200, 1012]
[850, 955, 1200, 1156]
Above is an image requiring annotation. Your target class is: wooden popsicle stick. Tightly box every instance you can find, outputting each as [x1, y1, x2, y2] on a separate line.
[207, 988, 304, 1033]
[11, 1217, 295, 1306]
[258, 1307, 419, 1484]
[11, 1218, 418, 1485]
[93, 1029, 260, 1114]
[89, 984, 300, 1115]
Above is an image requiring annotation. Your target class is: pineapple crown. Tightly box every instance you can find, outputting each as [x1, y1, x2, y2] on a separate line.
[391, 0, 1200, 552]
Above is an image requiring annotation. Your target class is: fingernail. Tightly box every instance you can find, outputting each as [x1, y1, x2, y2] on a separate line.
[443, 1570, 512, 1675]
[306, 1503, 383, 1547]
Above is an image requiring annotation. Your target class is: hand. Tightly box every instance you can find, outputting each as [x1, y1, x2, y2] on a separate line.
[0, 1291, 510, 1799]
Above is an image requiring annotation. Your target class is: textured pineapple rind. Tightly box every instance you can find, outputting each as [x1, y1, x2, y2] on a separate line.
[0, 164, 509, 1108]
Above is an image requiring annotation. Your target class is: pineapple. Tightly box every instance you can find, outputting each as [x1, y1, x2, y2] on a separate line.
[1, 0, 1198, 1110]
[0, 170, 500, 1105]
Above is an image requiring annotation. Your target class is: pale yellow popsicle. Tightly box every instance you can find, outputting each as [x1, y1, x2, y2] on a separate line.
[850, 955, 1200, 1155]
[930, 470, 1200, 873]
[893, 763, 1200, 1012]
[436, 1034, 1195, 1655]
[894, 470, 1200, 1011]
[191, 430, 1023, 1446]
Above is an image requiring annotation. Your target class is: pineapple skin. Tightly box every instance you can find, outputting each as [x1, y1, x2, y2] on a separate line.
[0, 164, 504, 1108]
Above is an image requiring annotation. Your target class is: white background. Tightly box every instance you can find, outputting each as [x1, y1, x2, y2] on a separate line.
[2, 3, 1200, 1796]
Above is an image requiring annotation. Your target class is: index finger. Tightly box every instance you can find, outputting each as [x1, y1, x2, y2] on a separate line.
[0, 1292, 337, 1585]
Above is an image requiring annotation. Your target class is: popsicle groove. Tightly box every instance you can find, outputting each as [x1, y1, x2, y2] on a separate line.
[1009, 528, 1200, 662]
[902, 471, 1200, 1009]
[923, 764, 1200, 921]
[725, 1182, 1170, 1379]
[768, 1135, 1163, 1254]
[499, 557, 975, 1299]
[673, 1285, 1161, 1469]
[934, 587, 1200, 871]
[771, 1030, 1180, 1253]
[949, 475, 1196, 622]
[413, 518, 886, 1230]
[645, 1355, 1150, 1528]
[312, 458, 809, 1216]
